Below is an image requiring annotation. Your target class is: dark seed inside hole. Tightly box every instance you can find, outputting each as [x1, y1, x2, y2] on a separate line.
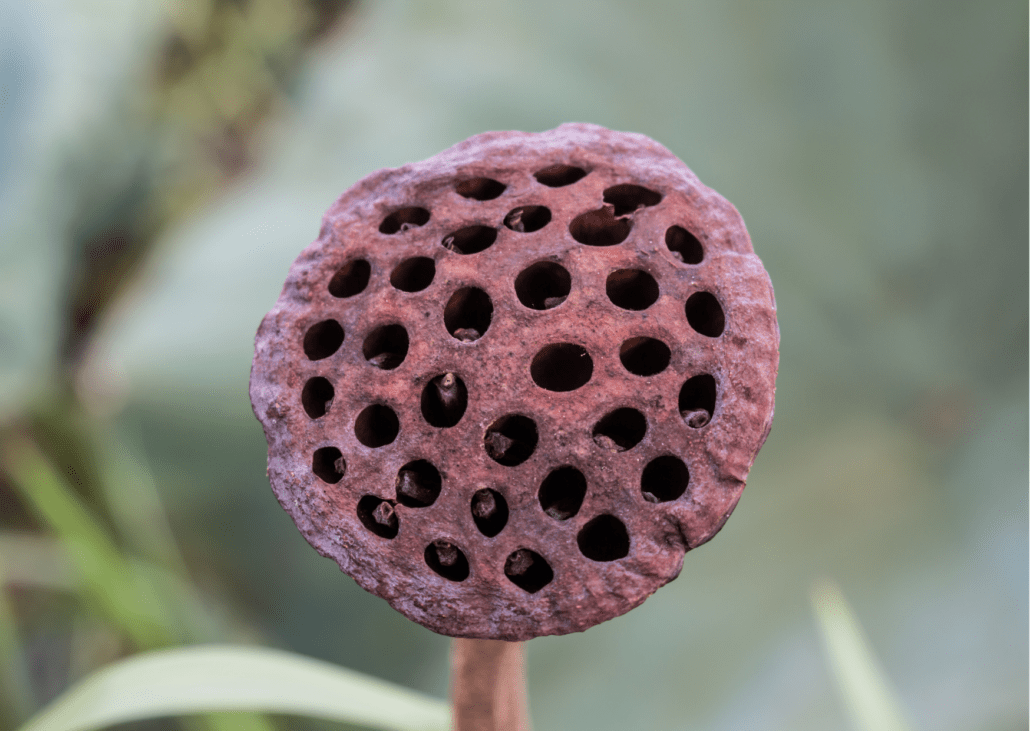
[686, 292, 725, 337]
[538, 466, 587, 521]
[641, 456, 689, 503]
[395, 460, 441, 507]
[357, 496, 398, 539]
[312, 446, 345, 484]
[456, 177, 506, 200]
[445, 287, 492, 342]
[379, 207, 430, 234]
[425, 540, 469, 582]
[354, 404, 399, 447]
[515, 261, 571, 310]
[577, 514, 630, 562]
[303, 320, 344, 360]
[504, 549, 553, 593]
[619, 337, 671, 376]
[666, 225, 703, 264]
[533, 164, 588, 187]
[592, 408, 646, 452]
[420, 372, 468, 428]
[679, 374, 717, 428]
[301, 377, 334, 419]
[504, 206, 551, 233]
[362, 324, 409, 370]
[603, 184, 662, 216]
[390, 257, 435, 292]
[441, 225, 497, 255]
[328, 259, 371, 298]
[569, 207, 632, 246]
[471, 488, 508, 537]
[531, 343, 593, 392]
[484, 414, 538, 466]
[606, 269, 659, 310]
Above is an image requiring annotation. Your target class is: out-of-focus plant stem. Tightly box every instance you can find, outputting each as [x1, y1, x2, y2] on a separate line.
[451, 639, 532, 731]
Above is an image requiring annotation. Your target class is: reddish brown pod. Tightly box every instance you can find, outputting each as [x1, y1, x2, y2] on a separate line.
[250, 123, 778, 640]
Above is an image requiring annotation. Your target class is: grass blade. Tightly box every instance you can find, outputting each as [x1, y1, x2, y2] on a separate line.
[16, 644, 450, 731]
[811, 579, 915, 731]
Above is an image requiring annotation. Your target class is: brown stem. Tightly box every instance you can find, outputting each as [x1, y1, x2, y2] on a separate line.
[450, 638, 531, 731]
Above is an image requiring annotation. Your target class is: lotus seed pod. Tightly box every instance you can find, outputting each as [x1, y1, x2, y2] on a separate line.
[249, 123, 779, 640]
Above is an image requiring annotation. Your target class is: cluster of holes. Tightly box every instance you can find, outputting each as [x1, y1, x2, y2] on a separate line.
[302, 164, 728, 595]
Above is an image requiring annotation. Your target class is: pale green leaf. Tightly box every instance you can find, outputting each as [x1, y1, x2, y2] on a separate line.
[17, 644, 450, 731]
[812, 580, 915, 731]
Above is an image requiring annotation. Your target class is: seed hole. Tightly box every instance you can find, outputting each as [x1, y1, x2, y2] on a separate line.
[362, 324, 409, 370]
[504, 549, 554, 593]
[619, 337, 671, 376]
[603, 184, 662, 216]
[606, 269, 659, 310]
[533, 164, 588, 187]
[666, 226, 703, 264]
[504, 206, 551, 233]
[379, 207, 430, 234]
[569, 207, 632, 246]
[390, 257, 435, 292]
[354, 404, 399, 448]
[484, 414, 538, 466]
[577, 514, 630, 562]
[301, 377, 334, 418]
[303, 320, 344, 360]
[357, 496, 398, 539]
[328, 259, 371, 298]
[445, 287, 493, 342]
[425, 540, 469, 582]
[538, 466, 587, 521]
[531, 343, 593, 392]
[641, 456, 689, 503]
[515, 261, 571, 310]
[420, 373, 468, 428]
[471, 488, 508, 537]
[312, 447, 345, 484]
[441, 225, 497, 255]
[395, 460, 442, 507]
[456, 177, 506, 200]
[685, 292, 725, 337]
[679, 374, 717, 428]
[592, 408, 646, 452]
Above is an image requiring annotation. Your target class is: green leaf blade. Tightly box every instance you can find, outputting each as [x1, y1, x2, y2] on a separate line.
[18, 645, 450, 731]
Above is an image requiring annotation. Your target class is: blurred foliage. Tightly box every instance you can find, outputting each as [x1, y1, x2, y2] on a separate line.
[0, 1, 1026, 730]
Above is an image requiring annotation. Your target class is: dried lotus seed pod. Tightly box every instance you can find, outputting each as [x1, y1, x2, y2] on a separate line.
[249, 123, 779, 640]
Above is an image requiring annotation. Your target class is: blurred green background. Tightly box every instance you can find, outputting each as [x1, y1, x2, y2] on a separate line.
[0, 0, 1026, 729]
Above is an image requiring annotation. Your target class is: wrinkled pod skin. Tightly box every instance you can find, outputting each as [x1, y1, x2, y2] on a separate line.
[250, 123, 779, 640]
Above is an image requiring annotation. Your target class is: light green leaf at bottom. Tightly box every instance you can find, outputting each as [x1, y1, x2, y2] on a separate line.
[17, 645, 450, 731]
